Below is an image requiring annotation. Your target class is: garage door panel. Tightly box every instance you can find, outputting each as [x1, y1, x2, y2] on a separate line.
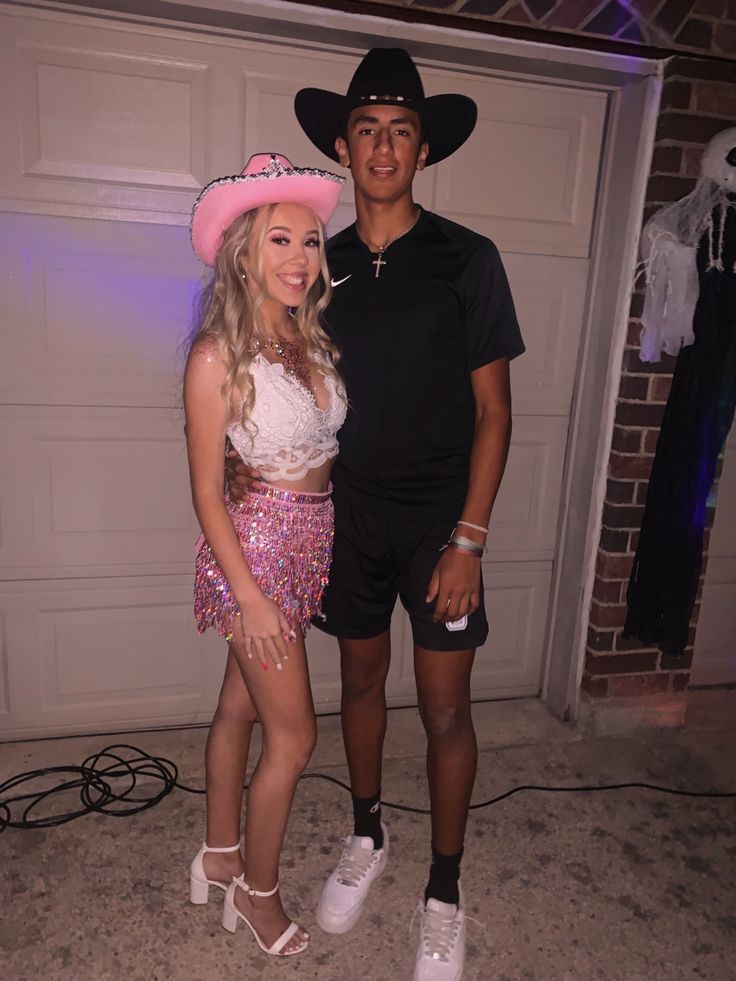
[473, 563, 551, 694]
[489, 416, 569, 557]
[388, 564, 550, 697]
[505, 253, 589, 416]
[0, 578, 225, 737]
[0, 407, 196, 577]
[708, 429, 736, 559]
[18, 42, 209, 190]
[0, 610, 9, 717]
[424, 71, 606, 256]
[0, 212, 200, 407]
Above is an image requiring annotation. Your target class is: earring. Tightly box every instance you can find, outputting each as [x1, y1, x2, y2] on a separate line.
[240, 270, 247, 281]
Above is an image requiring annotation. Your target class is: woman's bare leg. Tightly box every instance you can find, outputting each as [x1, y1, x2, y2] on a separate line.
[201, 646, 254, 884]
[232, 630, 317, 952]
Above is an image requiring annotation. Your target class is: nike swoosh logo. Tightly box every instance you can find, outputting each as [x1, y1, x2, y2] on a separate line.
[330, 274, 352, 287]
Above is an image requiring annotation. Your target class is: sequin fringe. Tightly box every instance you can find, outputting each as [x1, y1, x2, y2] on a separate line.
[194, 484, 334, 640]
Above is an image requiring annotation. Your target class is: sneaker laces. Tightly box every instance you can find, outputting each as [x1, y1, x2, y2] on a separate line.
[410, 901, 484, 962]
[335, 837, 376, 888]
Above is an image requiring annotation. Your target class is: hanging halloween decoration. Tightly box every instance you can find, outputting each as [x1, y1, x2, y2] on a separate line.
[623, 127, 736, 656]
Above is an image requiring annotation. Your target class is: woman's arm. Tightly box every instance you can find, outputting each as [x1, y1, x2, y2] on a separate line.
[184, 338, 289, 665]
[425, 357, 512, 623]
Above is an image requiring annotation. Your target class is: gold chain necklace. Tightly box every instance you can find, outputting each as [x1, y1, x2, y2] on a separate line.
[356, 207, 420, 279]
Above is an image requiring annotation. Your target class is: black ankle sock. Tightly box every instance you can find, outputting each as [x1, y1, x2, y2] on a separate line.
[352, 790, 383, 849]
[425, 846, 463, 906]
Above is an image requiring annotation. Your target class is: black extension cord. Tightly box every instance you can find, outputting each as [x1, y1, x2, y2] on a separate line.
[0, 742, 734, 833]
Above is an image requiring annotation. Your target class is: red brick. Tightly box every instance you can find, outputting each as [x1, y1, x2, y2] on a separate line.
[616, 401, 666, 428]
[593, 576, 623, 604]
[609, 452, 654, 480]
[619, 374, 650, 400]
[602, 503, 644, 530]
[606, 478, 637, 504]
[627, 320, 643, 347]
[649, 375, 673, 402]
[612, 426, 642, 453]
[643, 429, 660, 454]
[650, 144, 684, 173]
[672, 672, 691, 692]
[657, 112, 735, 144]
[545, 0, 608, 30]
[586, 651, 659, 676]
[622, 349, 677, 375]
[615, 631, 655, 652]
[581, 673, 609, 698]
[676, 18, 713, 49]
[600, 527, 631, 553]
[590, 600, 628, 629]
[608, 673, 671, 696]
[635, 480, 649, 505]
[694, 0, 724, 15]
[694, 82, 736, 116]
[500, 2, 533, 23]
[588, 625, 616, 651]
[629, 529, 641, 551]
[660, 649, 693, 670]
[659, 80, 692, 111]
[655, 0, 694, 36]
[647, 174, 697, 203]
[683, 146, 703, 177]
[629, 292, 645, 319]
[597, 552, 633, 579]
[670, 56, 736, 82]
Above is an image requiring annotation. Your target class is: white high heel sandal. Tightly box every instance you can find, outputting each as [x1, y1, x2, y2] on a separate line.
[222, 874, 309, 957]
[189, 842, 242, 905]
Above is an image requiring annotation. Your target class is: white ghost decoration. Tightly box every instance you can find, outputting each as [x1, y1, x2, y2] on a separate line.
[638, 126, 736, 363]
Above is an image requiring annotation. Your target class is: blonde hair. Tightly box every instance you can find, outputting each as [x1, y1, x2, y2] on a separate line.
[189, 204, 340, 427]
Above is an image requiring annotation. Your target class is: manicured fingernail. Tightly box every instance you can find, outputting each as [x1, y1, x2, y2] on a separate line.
[283, 654, 289, 661]
[261, 663, 268, 671]
[276, 663, 283, 672]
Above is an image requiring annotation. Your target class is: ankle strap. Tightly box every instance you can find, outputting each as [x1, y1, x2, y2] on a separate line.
[232, 873, 279, 898]
[203, 842, 241, 853]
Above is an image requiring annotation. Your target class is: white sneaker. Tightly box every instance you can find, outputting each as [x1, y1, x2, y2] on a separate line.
[413, 888, 465, 981]
[316, 823, 389, 934]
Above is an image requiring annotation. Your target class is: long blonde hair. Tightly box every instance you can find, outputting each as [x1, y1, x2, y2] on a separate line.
[189, 204, 340, 426]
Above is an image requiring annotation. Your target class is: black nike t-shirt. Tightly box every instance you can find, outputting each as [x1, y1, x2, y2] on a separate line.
[325, 208, 525, 519]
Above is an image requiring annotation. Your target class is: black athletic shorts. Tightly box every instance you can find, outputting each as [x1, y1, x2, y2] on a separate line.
[313, 499, 489, 652]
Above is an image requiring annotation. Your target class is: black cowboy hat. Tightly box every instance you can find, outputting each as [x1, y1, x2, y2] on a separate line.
[294, 48, 477, 167]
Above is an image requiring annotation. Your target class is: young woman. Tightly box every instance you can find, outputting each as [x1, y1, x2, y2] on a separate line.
[183, 153, 345, 957]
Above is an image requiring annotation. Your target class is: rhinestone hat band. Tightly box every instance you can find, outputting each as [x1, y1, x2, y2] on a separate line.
[191, 154, 345, 219]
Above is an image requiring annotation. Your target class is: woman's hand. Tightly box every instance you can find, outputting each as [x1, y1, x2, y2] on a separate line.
[425, 548, 481, 623]
[225, 448, 261, 502]
[234, 592, 294, 670]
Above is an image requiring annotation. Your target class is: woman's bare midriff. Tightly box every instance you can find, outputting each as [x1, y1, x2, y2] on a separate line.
[266, 458, 334, 494]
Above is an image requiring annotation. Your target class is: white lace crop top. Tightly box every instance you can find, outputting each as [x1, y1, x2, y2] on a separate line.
[226, 353, 347, 481]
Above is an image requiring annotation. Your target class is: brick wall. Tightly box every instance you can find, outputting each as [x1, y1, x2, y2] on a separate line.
[582, 56, 735, 701]
[300, 0, 736, 58]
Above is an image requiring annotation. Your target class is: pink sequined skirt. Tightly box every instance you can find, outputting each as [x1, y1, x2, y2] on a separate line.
[194, 482, 334, 639]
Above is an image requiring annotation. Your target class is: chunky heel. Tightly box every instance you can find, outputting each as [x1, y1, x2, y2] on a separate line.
[189, 841, 241, 906]
[221, 875, 308, 956]
[189, 874, 210, 905]
[222, 895, 239, 933]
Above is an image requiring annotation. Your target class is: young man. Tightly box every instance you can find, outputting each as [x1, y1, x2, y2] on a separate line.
[231, 48, 524, 980]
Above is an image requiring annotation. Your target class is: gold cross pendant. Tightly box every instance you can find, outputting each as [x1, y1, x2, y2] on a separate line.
[372, 253, 386, 278]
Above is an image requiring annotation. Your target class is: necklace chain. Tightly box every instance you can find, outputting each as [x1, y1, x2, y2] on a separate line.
[356, 207, 420, 278]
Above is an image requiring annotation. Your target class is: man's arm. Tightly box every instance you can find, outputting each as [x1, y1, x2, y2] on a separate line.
[425, 357, 512, 623]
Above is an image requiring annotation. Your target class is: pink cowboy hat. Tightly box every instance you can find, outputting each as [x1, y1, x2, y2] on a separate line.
[190, 152, 345, 266]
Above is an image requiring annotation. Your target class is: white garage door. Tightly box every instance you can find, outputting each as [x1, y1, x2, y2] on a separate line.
[0, 7, 606, 737]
